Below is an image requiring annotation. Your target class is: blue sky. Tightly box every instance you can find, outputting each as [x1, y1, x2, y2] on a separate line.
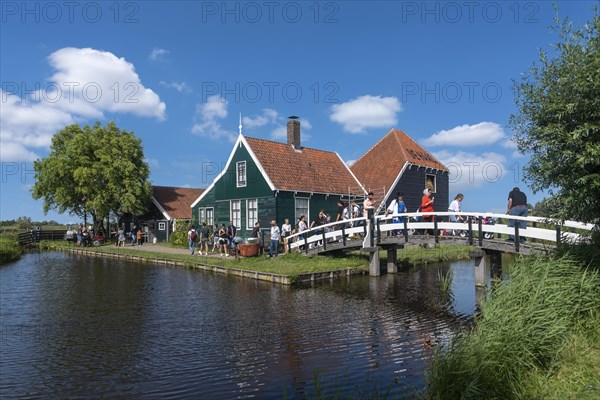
[1, 1, 597, 223]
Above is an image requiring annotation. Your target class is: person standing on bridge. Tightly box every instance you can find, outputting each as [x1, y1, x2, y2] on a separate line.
[507, 187, 528, 243]
[448, 193, 464, 236]
[385, 192, 407, 236]
[363, 192, 376, 217]
[421, 188, 435, 235]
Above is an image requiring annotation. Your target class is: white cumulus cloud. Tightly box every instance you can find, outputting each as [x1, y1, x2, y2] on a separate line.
[433, 150, 508, 191]
[330, 95, 402, 134]
[159, 81, 191, 93]
[1, 47, 166, 162]
[422, 122, 505, 147]
[242, 108, 278, 128]
[241, 109, 311, 142]
[192, 96, 237, 142]
[149, 48, 169, 61]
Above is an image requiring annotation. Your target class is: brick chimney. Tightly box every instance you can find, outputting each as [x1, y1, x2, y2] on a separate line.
[287, 116, 301, 149]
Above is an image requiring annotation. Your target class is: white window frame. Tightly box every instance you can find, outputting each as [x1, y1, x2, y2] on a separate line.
[230, 200, 241, 230]
[205, 207, 214, 226]
[198, 208, 206, 224]
[246, 198, 258, 230]
[158, 222, 166, 231]
[426, 174, 437, 193]
[295, 197, 310, 221]
[236, 161, 247, 188]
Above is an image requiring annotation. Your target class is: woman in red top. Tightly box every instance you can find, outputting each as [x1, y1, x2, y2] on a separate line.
[421, 188, 435, 234]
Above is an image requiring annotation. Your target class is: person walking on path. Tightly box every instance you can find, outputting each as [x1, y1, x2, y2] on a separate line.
[131, 225, 138, 246]
[227, 221, 237, 256]
[269, 220, 280, 257]
[188, 226, 198, 255]
[117, 226, 126, 247]
[506, 187, 528, 243]
[252, 222, 264, 255]
[218, 224, 229, 256]
[211, 223, 219, 253]
[281, 219, 292, 254]
[199, 222, 210, 255]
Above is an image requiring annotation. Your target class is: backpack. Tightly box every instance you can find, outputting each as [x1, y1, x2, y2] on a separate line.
[190, 230, 198, 241]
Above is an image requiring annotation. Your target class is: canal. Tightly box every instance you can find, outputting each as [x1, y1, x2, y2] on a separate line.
[0, 252, 478, 399]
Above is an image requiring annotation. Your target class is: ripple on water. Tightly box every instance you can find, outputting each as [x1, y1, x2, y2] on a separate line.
[0, 253, 474, 399]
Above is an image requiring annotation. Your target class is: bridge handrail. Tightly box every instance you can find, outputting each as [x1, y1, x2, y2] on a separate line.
[376, 211, 595, 231]
[285, 211, 594, 252]
[286, 216, 367, 243]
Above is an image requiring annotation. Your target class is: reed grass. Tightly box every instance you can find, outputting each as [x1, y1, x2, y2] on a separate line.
[437, 267, 454, 303]
[426, 255, 600, 399]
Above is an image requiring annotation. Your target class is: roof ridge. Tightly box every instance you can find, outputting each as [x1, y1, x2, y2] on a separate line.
[153, 185, 204, 190]
[352, 128, 396, 166]
[391, 129, 413, 164]
[244, 135, 337, 155]
[396, 129, 447, 169]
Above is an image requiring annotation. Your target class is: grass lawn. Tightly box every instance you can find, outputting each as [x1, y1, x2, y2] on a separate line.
[39, 241, 473, 277]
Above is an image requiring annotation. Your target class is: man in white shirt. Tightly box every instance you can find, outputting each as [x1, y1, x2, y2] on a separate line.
[269, 220, 280, 257]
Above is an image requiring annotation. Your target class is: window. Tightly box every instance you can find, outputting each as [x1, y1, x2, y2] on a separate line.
[295, 197, 309, 220]
[236, 161, 247, 187]
[198, 208, 206, 224]
[426, 174, 437, 193]
[158, 222, 166, 231]
[205, 208, 214, 226]
[230, 200, 241, 229]
[246, 199, 258, 230]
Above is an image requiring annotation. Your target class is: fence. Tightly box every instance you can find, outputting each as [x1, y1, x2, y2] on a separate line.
[17, 230, 67, 246]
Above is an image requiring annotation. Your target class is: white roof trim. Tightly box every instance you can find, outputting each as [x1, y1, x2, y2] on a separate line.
[152, 196, 172, 220]
[335, 151, 367, 195]
[190, 134, 275, 208]
[240, 135, 276, 191]
[382, 161, 409, 204]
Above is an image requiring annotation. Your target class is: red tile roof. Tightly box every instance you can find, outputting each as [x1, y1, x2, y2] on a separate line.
[351, 129, 447, 193]
[244, 136, 363, 195]
[152, 186, 205, 219]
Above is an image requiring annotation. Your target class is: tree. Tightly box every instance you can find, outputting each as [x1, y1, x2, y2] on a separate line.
[510, 9, 600, 226]
[531, 197, 562, 219]
[32, 122, 153, 234]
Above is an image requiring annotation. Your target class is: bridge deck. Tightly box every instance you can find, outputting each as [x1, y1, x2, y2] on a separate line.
[297, 234, 550, 257]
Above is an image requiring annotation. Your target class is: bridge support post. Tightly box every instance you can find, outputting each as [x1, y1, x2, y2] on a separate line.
[489, 250, 503, 282]
[369, 249, 381, 276]
[366, 208, 382, 276]
[471, 249, 489, 287]
[387, 245, 398, 273]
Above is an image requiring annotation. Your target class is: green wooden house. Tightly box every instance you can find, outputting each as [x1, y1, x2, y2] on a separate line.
[191, 118, 365, 237]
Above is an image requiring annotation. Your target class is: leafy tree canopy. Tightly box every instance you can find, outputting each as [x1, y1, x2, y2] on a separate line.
[510, 9, 600, 226]
[32, 122, 152, 231]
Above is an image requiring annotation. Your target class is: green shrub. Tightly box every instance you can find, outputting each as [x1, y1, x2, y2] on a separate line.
[0, 237, 23, 264]
[169, 230, 189, 248]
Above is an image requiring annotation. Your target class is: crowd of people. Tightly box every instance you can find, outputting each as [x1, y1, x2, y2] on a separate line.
[185, 186, 529, 256]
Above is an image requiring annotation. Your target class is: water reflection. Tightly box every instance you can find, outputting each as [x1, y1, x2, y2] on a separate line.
[1, 253, 477, 399]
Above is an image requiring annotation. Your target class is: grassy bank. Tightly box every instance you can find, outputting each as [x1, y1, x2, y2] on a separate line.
[38, 241, 473, 277]
[39, 240, 368, 276]
[0, 236, 23, 264]
[391, 244, 472, 265]
[426, 253, 600, 399]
